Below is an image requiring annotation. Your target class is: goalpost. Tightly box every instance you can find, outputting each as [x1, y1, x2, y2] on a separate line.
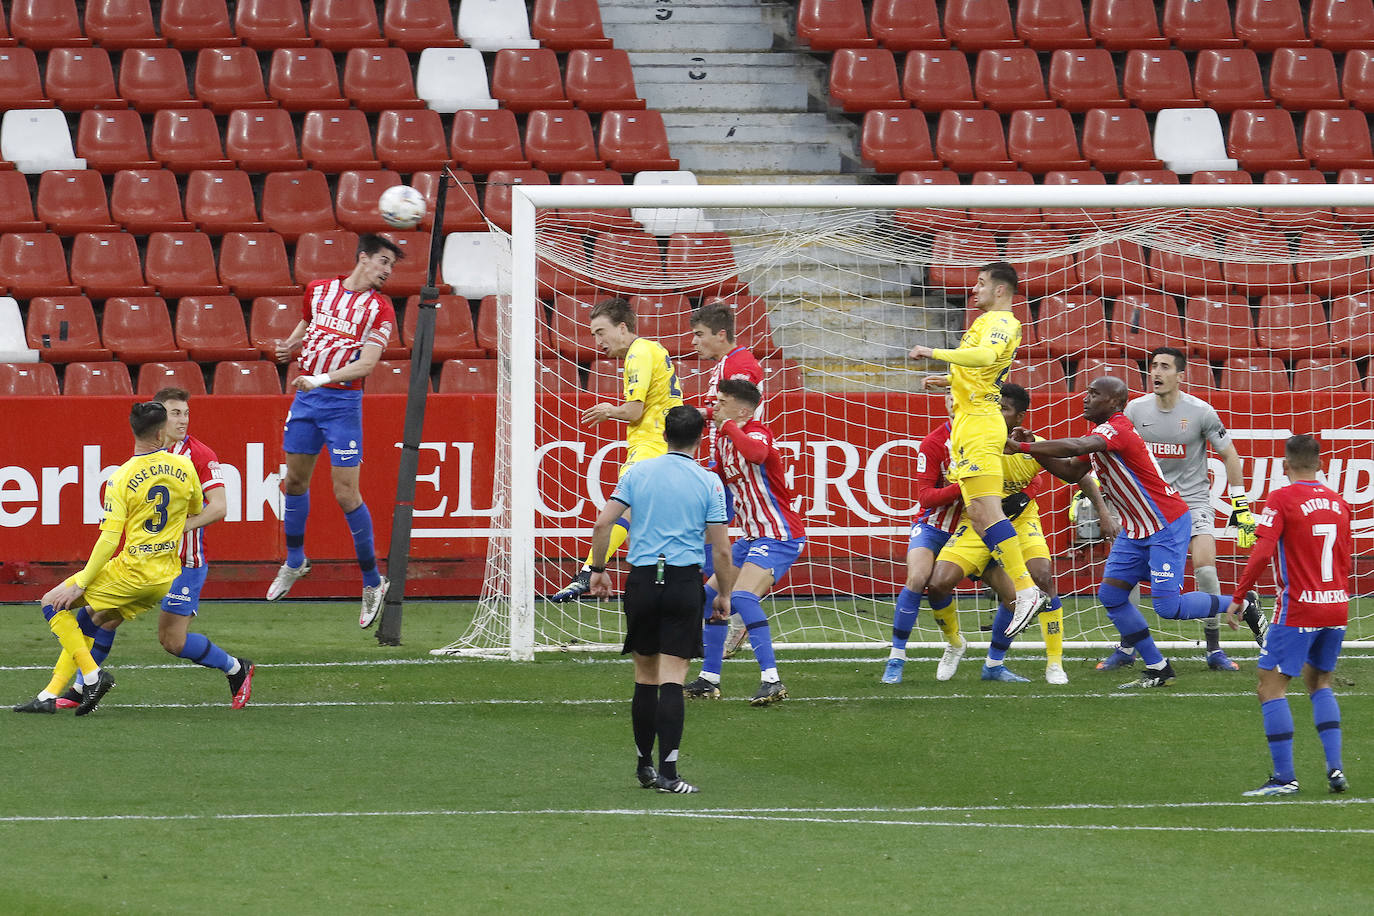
[437, 182, 1374, 660]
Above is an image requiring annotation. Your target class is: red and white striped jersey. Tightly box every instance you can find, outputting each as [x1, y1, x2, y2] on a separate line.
[915, 422, 962, 533]
[166, 434, 224, 568]
[712, 418, 805, 541]
[1077, 412, 1189, 539]
[296, 277, 396, 391]
[703, 345, 763, 457]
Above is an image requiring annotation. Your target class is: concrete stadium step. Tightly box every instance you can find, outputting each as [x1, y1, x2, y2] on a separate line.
[599, 2, 772, 26]
[672, 139, 843, 174]
[602, 19, 775, 52]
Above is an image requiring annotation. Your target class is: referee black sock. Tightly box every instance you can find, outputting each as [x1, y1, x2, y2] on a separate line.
[632, 682, 658, 769]
[656, 683, 685, 780]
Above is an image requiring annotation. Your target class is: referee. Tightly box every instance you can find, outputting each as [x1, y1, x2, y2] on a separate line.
[589, 405, 737, 794]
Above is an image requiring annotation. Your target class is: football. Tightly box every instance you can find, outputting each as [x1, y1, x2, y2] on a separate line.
[378, 184, 426, 229]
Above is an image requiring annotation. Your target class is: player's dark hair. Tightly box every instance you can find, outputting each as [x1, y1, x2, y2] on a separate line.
[1148, 346, 1186, 371]
[718, 378, 762, 410]
[690, 301, 735, 340]
[1000, 381, 1030, 416]
[664, 404, 705, 449]
[980, 261, 1019, 294]
[1285, 434, 1321, 471]
[357, 233, 405, 261]
[130, 400, 168, 439]
[152, 387, 190, 404]
[590, 296, 636, 333]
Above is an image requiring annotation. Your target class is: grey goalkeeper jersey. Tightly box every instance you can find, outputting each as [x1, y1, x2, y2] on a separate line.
[1123, 391, 1232, 507]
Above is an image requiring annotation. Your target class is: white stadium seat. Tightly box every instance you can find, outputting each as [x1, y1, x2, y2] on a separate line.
[1, 109, 87, 173]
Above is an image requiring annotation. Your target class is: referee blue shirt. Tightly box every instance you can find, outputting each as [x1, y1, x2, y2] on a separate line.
[609, 452, 728, 567]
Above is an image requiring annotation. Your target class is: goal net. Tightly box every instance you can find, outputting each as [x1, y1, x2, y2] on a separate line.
[437, 182, 1374, 659]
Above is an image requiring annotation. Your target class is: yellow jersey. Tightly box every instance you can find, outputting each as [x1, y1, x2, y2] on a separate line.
[1001, 436, 1043, 497]
[101, 450, 203, 585]
[623, 336, 684, 455]
[948, 310, 1021, 416]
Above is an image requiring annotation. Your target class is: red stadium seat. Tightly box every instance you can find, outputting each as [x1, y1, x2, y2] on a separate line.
[1122, 49, 1199, 110]
[0, 171, 42, 232]
[1258, 169, 1332, 229]
[524, 109, 603, 173]
[587, 357, 625, 396]
[151, 109, 233, 172]
[1111, 294, 1186, 360]
[492, 48, 570, 113]
[1074, 356, 1143, 391]
[975, 49, 1053, 112]
[597, 111, 678, 172]
[1048, 49, 1127, 112]
[0, 234, 79, 297]
[383, 0, 464, 51]
[1089, 0, 1169, 50]
[1331, 294, 1374, 357]
[935, 109, 1014, 172]
[531, 0, 612, 51]
[1161, 0, 1241, 49]
[590, 229, 666, 295]
[176, 295, 259, 361]
[1257, 294, 1336, 358]
[943, 0, 1020, 50]
[219, 232, 300, 298]
[1012, 358, 1068, 390]
[301, 110, 379, 172]
[450, 109, 529, 174]
[138, 361, 207, 396]
[1079, 240, 1149, 296]
[1294, 358, 1361, 391]
[1147, 235, 1230, 296]
[1234, 0, 1311, 51]
[194, 47, 272, 114]
[45, 47, 123, 110]
[533, 227, 596, 297]
[78, 109, 157, 172]
[260, 170, 337, 241]
[375, 109, 451, 172]
[71, 232, 155, 299]
[1303, 110, 1374, 170]
[223, 108, 305, 172]
[335, 170, 401, 233]
[549, 291, 600, 360]
[294, 230, 360, 283]
[1082, 109, 1163, 172]
[1337, 169, 1374, 226]
[250, 295, 303, 356]
[1004, 230, 1076, 298]
[9, 0, 90, 50]
[1296, 229, 1372, 297]
[308, 0, 385, 49]
[0, 47, 49, 109]
[969, 170, 1040, 228]
[0, 361, 59, 395]
[144, 232, 227, 297]
[234, 0, 312, 49]
[901, 50, 978, 111]
[85, 0, 162, 49]
[1194, 49, 1271, 112]
[1007, 109, 1089, 173]
[860, 110, 940, 173]
[629, 294, 694, 357]
[1227, 109, 1309, 172]
[1310, 0, 1374, 52]
[927, 230, 1001, 292]
[870, 0, 949, 51]
[760, 359, 805, 395]
[269, 48, 348, 111]
[475, 294, 555, 357]
[410, 169, 487, 233]
[1017, 0, 1095, 50]
[892, 170, 974, 233]
[828, 48, 906, 112]
[26, 296, 112, 362]
[708, 293, 780, 358]
[565, 49, 645, 113]
[666, 234, 745, 298]
[0, 6, 14, 47]
[212, 360, 282, 395]
[160, 0, 237, 50]
[36, 170, 115, 234]
[64, 360, 133, 395]
[438, 358, 499, 393]
[1041, 169, 1108, 230]
[102, 296, 185, 362]
[184, 169, 265, 234]
[1221, 228, 1297, 296]
[344, 47, 424, 112]
[1343, 50, 1374, 113]
[796, 0, 874, 51]
[1039, 295, 1118, 357]
[1270, 48, 1345, 111]
[119, 48, 197, 112]
[482, 169, 550, 233]
[1185, 295, 1257, 360]
[402, 295, 483, 360]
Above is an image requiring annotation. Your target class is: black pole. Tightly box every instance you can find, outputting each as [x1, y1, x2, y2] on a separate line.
[376, 170, 454, 646]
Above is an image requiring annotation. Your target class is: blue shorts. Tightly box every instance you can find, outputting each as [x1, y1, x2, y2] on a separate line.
[1102, 513, 1191, 598]
[160, 564, 209, 617]
[283, 387, 364, 467]
[731, 536, 805, 583]
[1257, 623, 1345, 677]
[908, 522, 953, 556]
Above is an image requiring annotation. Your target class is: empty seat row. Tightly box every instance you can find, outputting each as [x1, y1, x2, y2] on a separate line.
[801, 0, 1374, 55]
[1015, 355, 1374, 394]
[0, 0, 607, 55]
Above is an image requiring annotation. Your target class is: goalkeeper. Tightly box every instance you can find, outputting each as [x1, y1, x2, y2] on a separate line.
[1097, 346, 1258, 673]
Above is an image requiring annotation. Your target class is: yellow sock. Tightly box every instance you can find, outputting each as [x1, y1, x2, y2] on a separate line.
[585, 519, 630, 568]
[931, 599, 962, 646]
[48, 610, 98, 679]
[987, 528, 1033, 591]
[1039, 605, 1064, 665]
[42, 637, 92, 696]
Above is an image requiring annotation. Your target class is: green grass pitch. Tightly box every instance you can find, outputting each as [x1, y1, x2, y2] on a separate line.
[2, 600, 1370, 914]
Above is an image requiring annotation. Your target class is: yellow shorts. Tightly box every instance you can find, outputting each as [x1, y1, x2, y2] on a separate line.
[64, 562, 175, 622]
[620, 439, 668, 477]
[948, 411, 1008, 486]
[937, 504, 1050, 579]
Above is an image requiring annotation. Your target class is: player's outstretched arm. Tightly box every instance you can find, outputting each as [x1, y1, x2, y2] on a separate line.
[295, 342, 384, 391]
[1225, 533, 1279, 629]
[581, 399, 644, 426]
[1011, 434, 1103, 484]
[183, 487, 227, 533]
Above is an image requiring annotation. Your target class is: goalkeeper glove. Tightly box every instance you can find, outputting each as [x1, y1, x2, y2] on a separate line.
[1001, 492, 1031, 521]
[1229, 493, 1258, 549]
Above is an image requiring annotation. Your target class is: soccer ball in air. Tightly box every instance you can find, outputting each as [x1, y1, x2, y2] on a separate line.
[379, 184, 426, 229]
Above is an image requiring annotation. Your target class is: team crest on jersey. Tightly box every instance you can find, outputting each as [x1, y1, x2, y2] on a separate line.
[1179, 418, 1189, 431]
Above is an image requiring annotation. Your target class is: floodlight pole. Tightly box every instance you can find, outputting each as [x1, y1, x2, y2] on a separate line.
[376, 169, 454, 646]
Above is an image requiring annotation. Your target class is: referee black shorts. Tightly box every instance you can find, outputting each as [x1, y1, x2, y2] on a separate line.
[621, 564, 705, 659]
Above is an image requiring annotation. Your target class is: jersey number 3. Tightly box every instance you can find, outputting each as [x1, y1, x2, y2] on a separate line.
[144, 485, 171, 533]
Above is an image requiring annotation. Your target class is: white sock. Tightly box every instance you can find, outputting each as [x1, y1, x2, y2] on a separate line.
[227, 659, 241, 676]
[985, 659, 1004, 668]
[83, 668, 102, 685]
[699, 671, 721, 685]
[760, 667, 779, 683]
[1146, 659, 1168, 670]
[889, 648, 907, 660]
[37, 690, 57, 701]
